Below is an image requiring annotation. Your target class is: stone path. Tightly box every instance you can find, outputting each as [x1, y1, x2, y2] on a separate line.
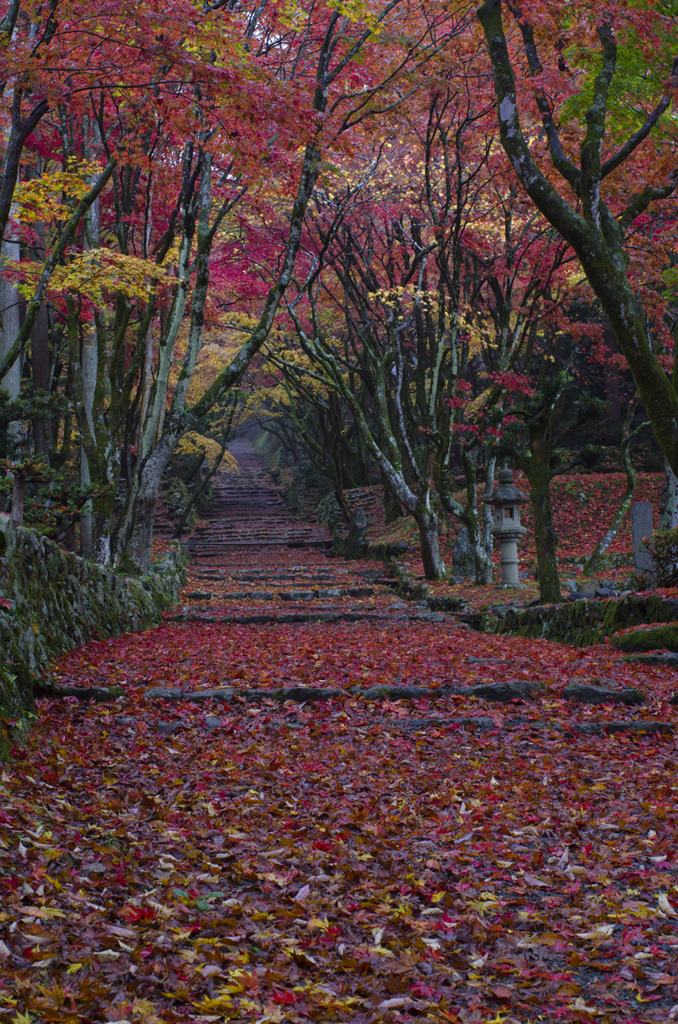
[44, 439, 676, 734]
[127, 440, 678, 736]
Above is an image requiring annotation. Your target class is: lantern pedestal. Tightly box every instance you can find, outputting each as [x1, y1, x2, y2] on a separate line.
[493, 526, 527, 587]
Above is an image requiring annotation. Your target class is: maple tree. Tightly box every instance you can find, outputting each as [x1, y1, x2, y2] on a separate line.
[477, 0, 678, 475]
[271, 73, 594, 586]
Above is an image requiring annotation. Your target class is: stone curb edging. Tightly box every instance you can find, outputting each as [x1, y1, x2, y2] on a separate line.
[166, 610, 448, 625]
[36, 684, 126, 702]
[46, 678, 675, 714]
[620, 652, 678, 667]
[119, 714, 675, 739]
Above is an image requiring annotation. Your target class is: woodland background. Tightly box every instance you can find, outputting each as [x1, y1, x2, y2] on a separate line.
[1, 0, 678, 594]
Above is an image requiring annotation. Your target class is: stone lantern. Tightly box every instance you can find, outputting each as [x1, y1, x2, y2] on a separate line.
[488, 467, 528, 587]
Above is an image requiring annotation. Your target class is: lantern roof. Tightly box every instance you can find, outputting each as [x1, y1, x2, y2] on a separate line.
[488, 467, 528, 507]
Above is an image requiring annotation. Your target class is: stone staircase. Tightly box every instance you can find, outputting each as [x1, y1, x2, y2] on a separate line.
[162, 438, 447, 625]
[185, 439, 331, 557]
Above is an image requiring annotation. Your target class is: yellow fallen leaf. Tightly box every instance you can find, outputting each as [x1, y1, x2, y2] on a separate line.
[11, 1012, 34, 1024]
[658, 894, 677, 918]
[21, 907, 65, 919]
[66, 964, 84, 974]
[576, 925, 614, 940]
[307, 916, 329, 932]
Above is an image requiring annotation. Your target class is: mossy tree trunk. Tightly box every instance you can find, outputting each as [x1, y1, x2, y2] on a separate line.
[382, 472, 404, 524]
[439, 447, 493, 584]
[412, 506, 446, 581]
[584, 400, 645, 575]
[527, 442, 560, 603]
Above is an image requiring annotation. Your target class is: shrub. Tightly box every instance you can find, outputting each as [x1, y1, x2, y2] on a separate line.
[647, 526, 678, 587]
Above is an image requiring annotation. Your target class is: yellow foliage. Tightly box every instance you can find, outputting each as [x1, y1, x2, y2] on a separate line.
[185, 341, 243, 403]
[464, 387, 493, 419]
[175, 432, 238, 471]
[52, 249, 168, 302]
[13, 160, 104, 224]
[11, 248, 173, 306]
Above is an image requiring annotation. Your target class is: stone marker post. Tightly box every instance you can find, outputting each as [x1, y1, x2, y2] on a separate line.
[344, 508, 368, 559]
[631, 502, 654, 574]
[453, 526, 474, 578]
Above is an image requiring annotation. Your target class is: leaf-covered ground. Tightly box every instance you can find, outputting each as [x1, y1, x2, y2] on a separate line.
[2, 461, 677, 1024]
[367, 473, 663, 597]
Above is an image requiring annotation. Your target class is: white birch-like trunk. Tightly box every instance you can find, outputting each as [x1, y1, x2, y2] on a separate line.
[660, 460, 678, 531]
[79, 322, 98, 557]
[0, 222, 21, 437]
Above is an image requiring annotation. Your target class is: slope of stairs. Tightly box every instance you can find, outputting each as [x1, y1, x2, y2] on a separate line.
[185, 439, 331, 556]
[160, 438, 447, 625]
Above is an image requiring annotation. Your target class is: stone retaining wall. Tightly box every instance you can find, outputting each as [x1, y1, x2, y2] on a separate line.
[482, 593, 678, 646]
[0, 515, 187, 732]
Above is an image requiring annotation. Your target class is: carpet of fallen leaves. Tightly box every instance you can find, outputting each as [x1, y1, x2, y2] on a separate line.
[2, 617, 678, 1024]
[2, 463, 677, 1024]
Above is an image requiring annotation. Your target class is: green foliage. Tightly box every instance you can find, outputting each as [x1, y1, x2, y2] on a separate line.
[647, 527, 678, 587]
[0, 472, 110, 541]
[579, 443, 603, 470]
[560, 22, 678, 143]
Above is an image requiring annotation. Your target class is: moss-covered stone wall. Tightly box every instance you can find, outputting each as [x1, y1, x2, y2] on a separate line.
[0, 514, 187, 727]
[483, 593, 678, 646]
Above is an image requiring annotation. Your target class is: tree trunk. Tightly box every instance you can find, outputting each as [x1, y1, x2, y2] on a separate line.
[483, 455, 496, 559]
[528, 444, 560, 602]
[120, 448, 165, 573]
[462, 448, 493, 584]
[28, 212, 51, 459]
[31, 300, 51, 458]
[79, 321, 98, 558]
[660, 460, 678, 531]
[583, 477, 636, 576]
[584, 402, 640, 574]
[469, 519, 493, 584]
[382, 472, 403, 523]
[10, 475, 24, 523]
[0, 227, 21, 448]
[80, 447, 93, 558]
[413, 507, 446, 580]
